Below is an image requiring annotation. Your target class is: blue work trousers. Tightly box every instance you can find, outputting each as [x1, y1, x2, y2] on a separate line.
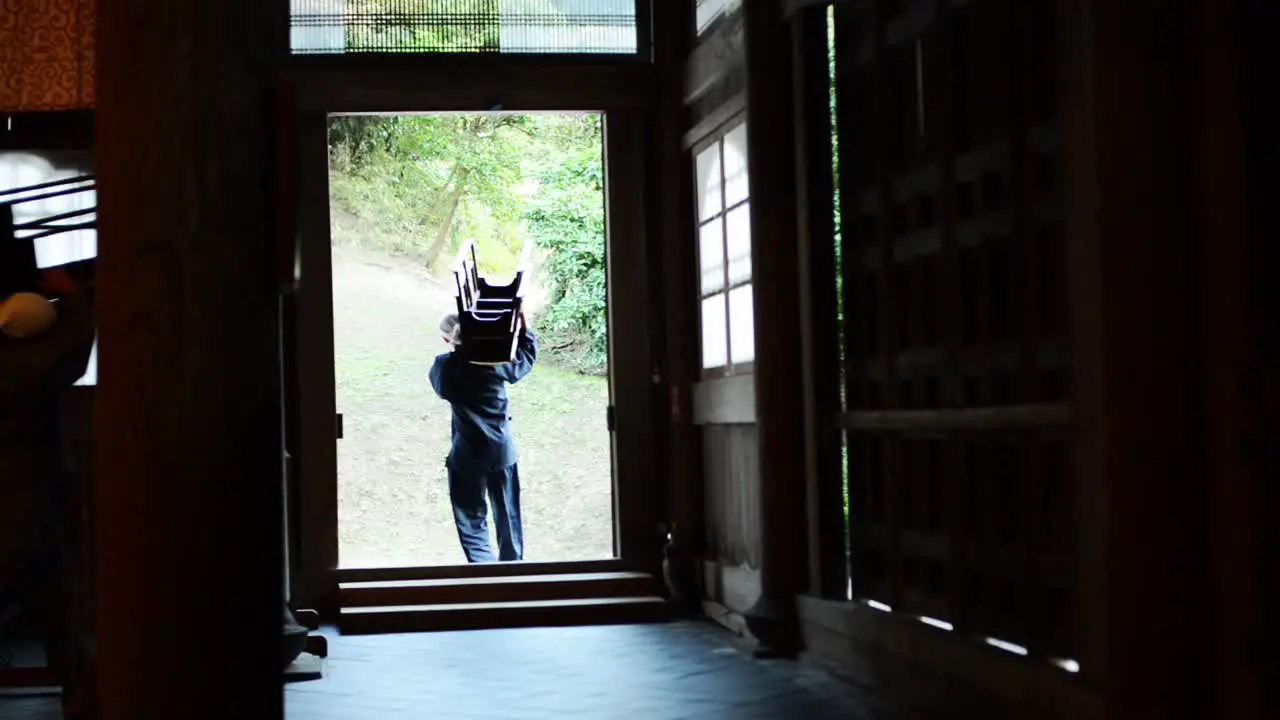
[448, 463, 523, 563]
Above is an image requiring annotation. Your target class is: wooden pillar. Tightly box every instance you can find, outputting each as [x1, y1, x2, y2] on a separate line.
[740, 0, 809, 652]
[1191, 2, 1266, 716]
[292, 110, 339, 617]
[652, 0, 700, 585]
[1239, 7, 1280, 716]
[93, 3, 284, 718]
[1058, 0, 1207, 716]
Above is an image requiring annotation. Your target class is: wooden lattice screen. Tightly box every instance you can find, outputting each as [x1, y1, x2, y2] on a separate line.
[289, 0, 642, 55]
[833, 0, 1075, 662]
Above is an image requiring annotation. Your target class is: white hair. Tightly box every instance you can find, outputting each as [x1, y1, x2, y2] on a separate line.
[439, 312, 462, 347]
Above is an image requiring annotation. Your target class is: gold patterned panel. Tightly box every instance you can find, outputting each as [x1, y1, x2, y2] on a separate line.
[0, 0, 95, 112]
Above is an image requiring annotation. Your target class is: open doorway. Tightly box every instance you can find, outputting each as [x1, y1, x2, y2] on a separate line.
[326, 112, 615, 569]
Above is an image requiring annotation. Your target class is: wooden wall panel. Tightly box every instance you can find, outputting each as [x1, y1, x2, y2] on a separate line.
[834, 0, 1076, 663]
[702, 424, 761, 569]
[701, 423, 762, 613]
[683, 4, 765, 622]
[692, 374, 755, 424]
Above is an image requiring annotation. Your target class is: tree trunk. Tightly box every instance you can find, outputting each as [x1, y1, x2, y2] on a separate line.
[423, 182, 465, 267]
[424, 162, 462, 220]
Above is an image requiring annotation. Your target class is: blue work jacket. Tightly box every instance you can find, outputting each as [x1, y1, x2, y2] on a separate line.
[428, 327, 537, 473]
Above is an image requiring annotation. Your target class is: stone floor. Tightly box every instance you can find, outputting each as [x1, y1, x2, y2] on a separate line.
[3, 621, 895, 719]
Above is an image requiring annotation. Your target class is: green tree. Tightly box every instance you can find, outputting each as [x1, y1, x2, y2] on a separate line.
[327, 111, 609, 370]
[521, 115, 608, 368]
[330, 114, 535, 268]
[340, 0, 577, 53]
[343, 0, 501, 52]
[385, 114, 533, 266]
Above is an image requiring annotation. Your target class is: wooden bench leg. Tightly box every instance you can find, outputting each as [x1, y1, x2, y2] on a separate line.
[303, 634, 328, 659]
[292, 608, 320, 631]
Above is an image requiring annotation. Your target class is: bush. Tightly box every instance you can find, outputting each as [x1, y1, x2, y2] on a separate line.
[521, 120, 607, 370]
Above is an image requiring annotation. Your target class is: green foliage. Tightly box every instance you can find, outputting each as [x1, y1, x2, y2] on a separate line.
[327, 112, 607, 372]
[338, 0, 581, 53]
[828, 6, 843, 322]
[342, 0, 501, 52]
[829, 6, 851, 532]
[329, 114, 536, 273]
[521, 116, 608, 369]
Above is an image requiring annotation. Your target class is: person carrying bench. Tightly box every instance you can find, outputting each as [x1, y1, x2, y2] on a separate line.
[428, 310, 537, 563]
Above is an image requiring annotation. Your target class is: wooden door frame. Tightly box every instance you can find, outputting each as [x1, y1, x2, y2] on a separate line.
[288, 98, 661, 616]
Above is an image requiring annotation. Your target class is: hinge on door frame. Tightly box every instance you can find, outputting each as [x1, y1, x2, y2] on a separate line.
[606, 405, 616, 432]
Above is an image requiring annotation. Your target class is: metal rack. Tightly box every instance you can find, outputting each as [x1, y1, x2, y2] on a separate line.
[1, 173, 97, 294]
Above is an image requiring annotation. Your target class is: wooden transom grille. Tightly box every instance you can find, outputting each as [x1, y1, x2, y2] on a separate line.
[289, 0, 640, 55]
[833, 0, 1074, 662]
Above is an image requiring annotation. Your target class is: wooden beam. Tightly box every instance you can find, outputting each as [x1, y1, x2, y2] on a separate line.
[839, 402, 1070, 431]
[685, 11, 746, 105]
[93, 1, 285, 717]
[682, 90, 746, 150]
[285, 56, 656, 113]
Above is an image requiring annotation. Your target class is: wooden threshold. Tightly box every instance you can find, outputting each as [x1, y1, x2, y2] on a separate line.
[339, 596, 669, 635]
[340, 571, 657, 607]
[336, 558, 628, 583]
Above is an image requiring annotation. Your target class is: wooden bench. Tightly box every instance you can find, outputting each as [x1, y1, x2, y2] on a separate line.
[449, 239, 532, 365]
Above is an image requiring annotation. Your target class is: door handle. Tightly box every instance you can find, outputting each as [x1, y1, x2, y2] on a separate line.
[335, 413, 344, 440]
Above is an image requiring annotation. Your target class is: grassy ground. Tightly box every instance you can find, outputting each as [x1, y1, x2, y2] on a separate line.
[330, 241, 614, 568]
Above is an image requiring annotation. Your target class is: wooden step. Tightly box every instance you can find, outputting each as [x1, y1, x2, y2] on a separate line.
[337, 558, 627, 583]
[339, 571, 658, 607]
[338, 596, 669, 635]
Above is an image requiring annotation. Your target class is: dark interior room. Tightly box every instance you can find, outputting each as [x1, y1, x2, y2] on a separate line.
[1, 1, 1272, 718]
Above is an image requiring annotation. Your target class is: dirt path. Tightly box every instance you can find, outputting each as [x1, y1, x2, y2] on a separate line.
[331, 244, 614, 568]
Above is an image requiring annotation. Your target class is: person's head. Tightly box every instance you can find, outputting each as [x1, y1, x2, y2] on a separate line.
[439, 312, 462, 349]
[0, 291, 57, 339]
